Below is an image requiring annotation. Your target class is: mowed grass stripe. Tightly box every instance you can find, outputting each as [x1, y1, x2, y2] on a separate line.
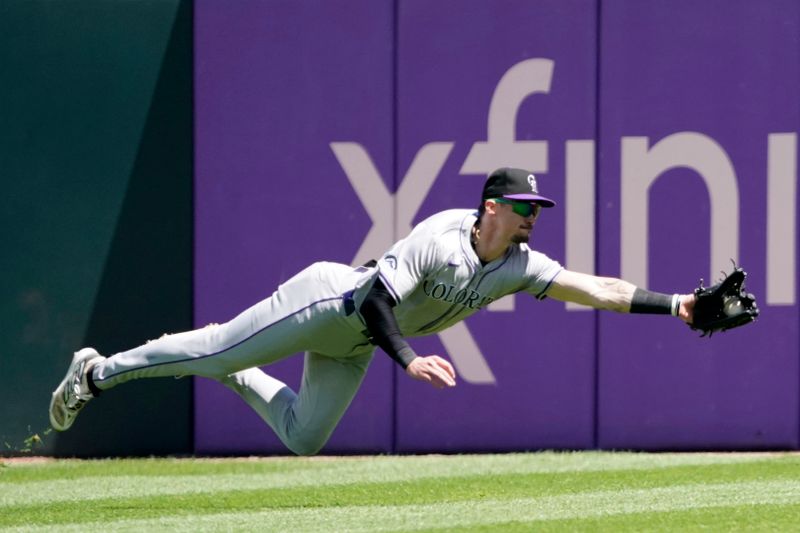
[7, 480, 799, 533]
[7, 462, 796, 528]
[0, 451, 778, 482]
[0, 452, 776, 507]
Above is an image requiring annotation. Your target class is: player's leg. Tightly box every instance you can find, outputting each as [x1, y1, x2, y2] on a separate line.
[90, 263, 366, 389]
[219, 350, 373, 456]
[49, 262, 369, 431]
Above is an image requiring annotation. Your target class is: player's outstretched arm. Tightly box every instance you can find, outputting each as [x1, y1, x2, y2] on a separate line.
[405, 355, 456, 389]
[547, 270, 695, 323]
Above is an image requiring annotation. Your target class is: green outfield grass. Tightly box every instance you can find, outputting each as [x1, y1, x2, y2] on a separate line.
[1, 452, 799, 532]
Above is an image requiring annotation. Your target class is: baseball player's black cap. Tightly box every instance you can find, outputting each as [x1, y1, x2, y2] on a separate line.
[481, 167, 556, 207]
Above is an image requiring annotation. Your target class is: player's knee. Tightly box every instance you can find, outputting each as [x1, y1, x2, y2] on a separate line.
[287, 437, 325, 457]
[285, 425, 331, 456]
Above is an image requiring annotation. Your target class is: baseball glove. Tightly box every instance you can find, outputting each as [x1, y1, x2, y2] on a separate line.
[690, 265, 759, 336]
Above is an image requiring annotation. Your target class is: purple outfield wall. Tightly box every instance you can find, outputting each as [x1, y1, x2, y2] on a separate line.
[194, 0, 799, 453]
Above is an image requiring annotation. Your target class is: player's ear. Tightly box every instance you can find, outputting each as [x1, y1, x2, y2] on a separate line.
[484, 199, 498, 215]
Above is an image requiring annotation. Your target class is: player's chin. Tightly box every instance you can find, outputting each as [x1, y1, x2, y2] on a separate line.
[511, 233, 530, 245]
[511, 229, 532, 244]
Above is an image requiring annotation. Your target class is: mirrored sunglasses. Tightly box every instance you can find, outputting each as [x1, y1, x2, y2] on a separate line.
[492, 198, 542, 218]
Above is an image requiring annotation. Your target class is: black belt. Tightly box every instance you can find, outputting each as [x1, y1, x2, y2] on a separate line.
[343, 290, 356, 316]
[344, 259, 378, 340]
[342, 290, 376, 345]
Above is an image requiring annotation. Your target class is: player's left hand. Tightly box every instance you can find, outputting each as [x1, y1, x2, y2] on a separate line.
[678, 294, 696, 324]
[406, 355, 457, 389]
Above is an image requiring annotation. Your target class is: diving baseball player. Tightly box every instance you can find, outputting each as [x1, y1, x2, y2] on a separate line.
[50, 167, 700, 455]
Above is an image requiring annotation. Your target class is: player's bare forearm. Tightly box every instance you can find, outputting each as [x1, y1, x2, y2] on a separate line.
[547, 270, 636, 312]
[586, 277, 637, 312]
[405, 355, 456, 389]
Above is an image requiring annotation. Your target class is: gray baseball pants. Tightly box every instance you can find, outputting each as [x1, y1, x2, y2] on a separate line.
[91, 262, 376, 455]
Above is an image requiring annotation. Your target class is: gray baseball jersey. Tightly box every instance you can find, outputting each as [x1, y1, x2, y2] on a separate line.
[354, 209, 562, 336]
[87, 208, 562, 454]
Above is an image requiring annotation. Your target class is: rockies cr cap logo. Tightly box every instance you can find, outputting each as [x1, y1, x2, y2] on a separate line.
[527, 174, 538, 193]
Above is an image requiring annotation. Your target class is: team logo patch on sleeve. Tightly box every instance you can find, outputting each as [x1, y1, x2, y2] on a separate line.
[384, 255, 397, 269]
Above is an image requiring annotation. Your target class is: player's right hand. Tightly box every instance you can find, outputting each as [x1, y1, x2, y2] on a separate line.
[405, 355, 457, 389]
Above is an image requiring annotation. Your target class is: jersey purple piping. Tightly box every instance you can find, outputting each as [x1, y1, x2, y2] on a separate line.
[536, 267, 564, 300]
[476, 253, 511, 280]
[378, 271, 401, 303]
[95, 295, 344, 383]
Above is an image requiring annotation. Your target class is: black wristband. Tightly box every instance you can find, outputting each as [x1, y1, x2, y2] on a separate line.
[630, 288, 676, 315]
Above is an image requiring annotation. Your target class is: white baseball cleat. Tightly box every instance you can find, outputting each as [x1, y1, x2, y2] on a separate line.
[49, 348, 104, 431]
